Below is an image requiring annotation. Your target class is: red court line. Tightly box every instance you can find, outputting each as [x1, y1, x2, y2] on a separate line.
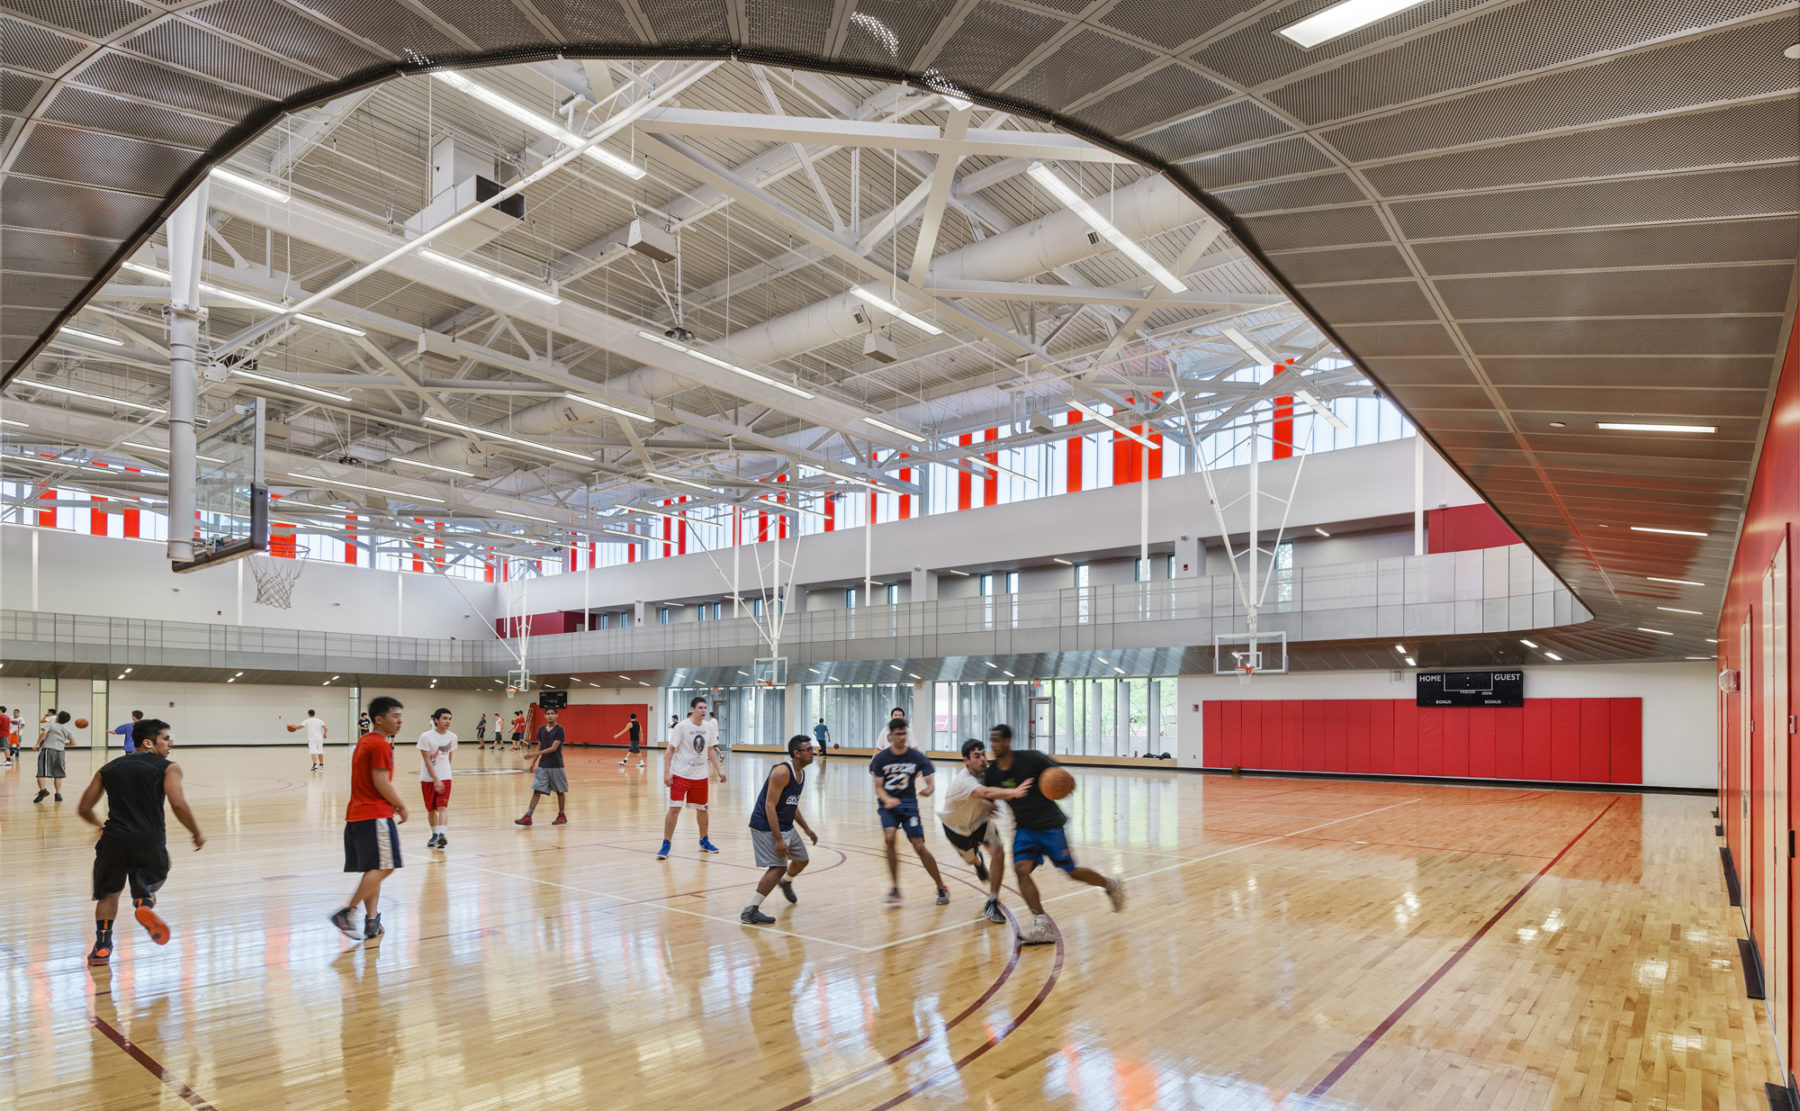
[91, 1015, 219, 1111]
[867, 921, 1066, 1110]
[1305, 795, 1620, 1100]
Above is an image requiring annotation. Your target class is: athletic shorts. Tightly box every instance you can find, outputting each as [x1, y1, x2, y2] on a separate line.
[92, 834, 171, 902]
[37, 748, 66, 779]
[307, 739, 324, 755]
[344, 817, 402, 873]
[420, 780, 452, 809]
[669, 775, 709, 808]
[750, 826, 808, 867]
[941, 821, 1002, 857]
[532, 768, 569, 794]
[1012, 827, 1076, 872]
[878, 799, 924, 836]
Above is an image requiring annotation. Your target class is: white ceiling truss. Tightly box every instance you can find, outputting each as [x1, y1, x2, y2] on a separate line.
[6, 59, 1364, 557]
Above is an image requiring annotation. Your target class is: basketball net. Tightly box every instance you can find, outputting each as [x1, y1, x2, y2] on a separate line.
[248, 553, 305, 608]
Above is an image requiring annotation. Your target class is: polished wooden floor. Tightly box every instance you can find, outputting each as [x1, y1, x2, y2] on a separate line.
[1, 745, 1777, 1109]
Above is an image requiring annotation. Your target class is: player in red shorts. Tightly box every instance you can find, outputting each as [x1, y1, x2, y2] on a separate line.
[657, 696, 726, 860]
[416, 708, 455, 850]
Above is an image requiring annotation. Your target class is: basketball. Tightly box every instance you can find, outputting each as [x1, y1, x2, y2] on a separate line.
[1040, 766, 1075, 800]
[73, 717, 88, 730]
[287, 723, 301, 732]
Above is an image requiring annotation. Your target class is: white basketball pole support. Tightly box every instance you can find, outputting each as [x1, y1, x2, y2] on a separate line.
[165, 182, 208, 565]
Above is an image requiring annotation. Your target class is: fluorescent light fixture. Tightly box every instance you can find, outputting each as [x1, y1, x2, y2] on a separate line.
[497, 509, 556, 524]
[862, 415, 926, 443]
[1277, 0, 1433, 49]
[423, 415, 594, 462]
[58, 327, 125, 347]
[618, 504, 725, 529]
[1026, 162, 1186, 292]
[393, 458, 476, 478]
[757, 495, 827, 519]
[0, 418, 26, 428]
[1637, 627, 1674, 636]
[638, 330, 816, 400]
[231, 367, 352, 402]
[1631, 526, 1709, 537]
[1597, 423, 1716, 434]
[430, 70, 645, 180]
[121, 441, 224, 464]
[909, 673, 921, 679]
[1544, 651, 1563, 661]
[1053, 557, 1072, 565]
[211, 166, 290, 202]
[890, 664, 903, 671]
[1645, 577, 1704, 588]
[1656, 607, 1703, 615]
[563, 393, 653, 423]
[1314, 527, 1331, 537]
[985, 661, 997, 668]
[1069, 400, 1158, 450]
[420, 249, 561, 305]
[962, 455, 1039, 485]
[1685, 656, 1712, 660]
[947, 568, 970, 576]
[1404, 657, 1416, 667]
[850, 286, 943, 336]
[121, 262, 364, 335]
[1113, 666, 1125, 674]
[1520, 639, 1538, 648]
[1221, 327, 1272, 367]
[1292, 389, 1348, 431]
[1003, 670, 1015, 677]
[644, 471, 714, 493]
[1706, 638, 1720, 644]
[1394, 644, 1407, 653]
[283, 472, 445, 504]
[23, 381, 166, 414]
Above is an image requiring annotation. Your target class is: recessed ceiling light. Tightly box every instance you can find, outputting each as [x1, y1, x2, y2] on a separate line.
[1597, 422, 1716, 434]
[1314, 527, 1331, 538]
[1403, 657, 1416, 667]
[1277, 0, 1433, 49]
[1637, 627, 1674, 636]
[1544, 651, 1563, 661]
[1520, 639, 1537, 648]
[1394, 644, 1407, 653]
[1052, 557, 1072, 565]
[1785, 42, 1800, 59]
[1647, 576, 1704, 586]
[1656, 607, 1703, 615]
[947, 569, 970, 576]
[1548, 421, 1566, 428]
[1706, 638, 1720, 644]
[1631, 526, 1709, 538]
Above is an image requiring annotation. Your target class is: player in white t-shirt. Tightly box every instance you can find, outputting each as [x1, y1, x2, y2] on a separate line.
[940, 738, 1013, 925]
[301, 710, 329, 772]
[658, 696, 726, 860]
[417, 709, 457, 850]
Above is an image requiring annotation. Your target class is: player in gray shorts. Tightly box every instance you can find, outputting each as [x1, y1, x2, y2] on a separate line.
[741, 735, 819, 925]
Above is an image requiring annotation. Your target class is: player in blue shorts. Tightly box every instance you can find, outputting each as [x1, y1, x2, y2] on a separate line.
[984, 723, 1124, 944]
[869, 718, 948, 907]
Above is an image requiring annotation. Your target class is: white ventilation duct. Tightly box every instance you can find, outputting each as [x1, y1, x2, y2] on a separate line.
[403, 174, 1196, 469]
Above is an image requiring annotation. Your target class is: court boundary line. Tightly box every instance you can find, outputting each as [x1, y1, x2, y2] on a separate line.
[90, 1015, 220, 1111]
[1304, 795, 1621, 1101]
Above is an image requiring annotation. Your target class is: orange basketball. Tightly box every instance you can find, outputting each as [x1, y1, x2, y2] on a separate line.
[1040, 765, 1075, 800]
[287, 723, 302, 732]
[74, 718, 89, 730]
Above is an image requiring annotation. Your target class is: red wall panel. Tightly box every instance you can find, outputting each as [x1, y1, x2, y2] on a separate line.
[1206, 697, 1642, 785]
[551, 703, 650, 746]
[1426, 503, 1520, 553]
[1369, 700, 1395, 774]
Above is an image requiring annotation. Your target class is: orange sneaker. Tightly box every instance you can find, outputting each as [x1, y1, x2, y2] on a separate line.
[87, 936, 113, 966]
[135, 904, 170, 945]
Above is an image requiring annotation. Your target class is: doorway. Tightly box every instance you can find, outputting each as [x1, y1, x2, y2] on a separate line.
[1762, 539, 1790, 1067]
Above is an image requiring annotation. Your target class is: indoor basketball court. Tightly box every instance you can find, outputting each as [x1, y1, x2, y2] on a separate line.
[2, 3, 1797, 1109]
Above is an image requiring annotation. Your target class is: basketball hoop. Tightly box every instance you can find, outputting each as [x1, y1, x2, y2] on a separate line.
[1231, 649, 1260, 686]
[248, 552, 306, 609]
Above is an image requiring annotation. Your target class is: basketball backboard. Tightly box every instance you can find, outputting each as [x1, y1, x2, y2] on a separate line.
[753, 657, 788, 686]
[1213, 630, 1288, 678]
[172, 398, 268, 573]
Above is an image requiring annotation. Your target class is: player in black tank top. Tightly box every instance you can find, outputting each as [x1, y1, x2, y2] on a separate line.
[75, 719, 206, 966]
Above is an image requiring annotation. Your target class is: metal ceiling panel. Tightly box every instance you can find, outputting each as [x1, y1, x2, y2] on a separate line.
[0, 0, 1793, 670]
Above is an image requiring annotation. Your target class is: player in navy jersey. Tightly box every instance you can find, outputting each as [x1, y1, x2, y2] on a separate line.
[869, 719, 948, 906]
[741, 735, 820, 925]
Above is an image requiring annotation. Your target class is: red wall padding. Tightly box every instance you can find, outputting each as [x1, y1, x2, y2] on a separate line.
[1427, 503, 1519, 553]
[1202, 698, 1643, 785]
[529, 703, 650, 746]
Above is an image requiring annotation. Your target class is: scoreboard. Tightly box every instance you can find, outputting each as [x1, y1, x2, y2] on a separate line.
[1416, 670, 1523, 708]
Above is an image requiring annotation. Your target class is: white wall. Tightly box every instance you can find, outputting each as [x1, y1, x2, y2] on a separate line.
[0, 524, 502, 639]
[1174, 661, 1716, 789]
[524, 438, 1480, 613]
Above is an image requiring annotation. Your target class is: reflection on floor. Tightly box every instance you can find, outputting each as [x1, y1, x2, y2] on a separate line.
[0, 746, 1773, 1109]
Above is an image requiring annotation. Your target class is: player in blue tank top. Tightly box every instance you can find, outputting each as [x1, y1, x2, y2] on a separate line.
[741, 735, 819, 925]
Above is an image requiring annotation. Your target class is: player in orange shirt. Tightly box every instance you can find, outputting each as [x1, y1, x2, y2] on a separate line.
[329, 696, 410, 945]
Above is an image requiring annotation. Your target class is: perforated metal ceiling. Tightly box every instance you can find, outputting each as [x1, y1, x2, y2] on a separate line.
[2, 0, 1797, 664]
